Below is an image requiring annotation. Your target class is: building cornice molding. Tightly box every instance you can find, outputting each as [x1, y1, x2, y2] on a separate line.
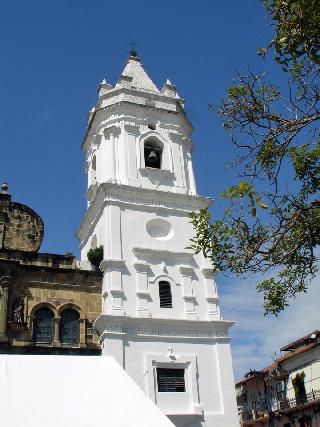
[94, 314, 235, 341]
[77, 183, 211, 242]
[82, 97, 192, 151]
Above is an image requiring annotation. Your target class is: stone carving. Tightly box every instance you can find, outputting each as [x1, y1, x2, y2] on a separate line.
[12, 298, 24, 325]
[0, 276, 10, 327]
[0, 276, 9, 337]
[52, 300, 62, 307]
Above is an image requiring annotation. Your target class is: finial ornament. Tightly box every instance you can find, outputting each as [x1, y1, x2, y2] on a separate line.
[129, 48, 138, 58]
[128, 40, 139, 59]
[1, 183, 8, 194]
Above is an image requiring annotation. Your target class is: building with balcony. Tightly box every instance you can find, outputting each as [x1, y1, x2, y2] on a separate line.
[236, 331, 320, 427]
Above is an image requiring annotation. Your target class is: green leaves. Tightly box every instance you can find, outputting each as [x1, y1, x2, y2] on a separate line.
[220, 181, 268, 217]
[190, 1, 320, 315]
[262, 0, 320, 71]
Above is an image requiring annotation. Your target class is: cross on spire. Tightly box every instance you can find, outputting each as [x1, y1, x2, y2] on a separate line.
[128, 40, 138, 58]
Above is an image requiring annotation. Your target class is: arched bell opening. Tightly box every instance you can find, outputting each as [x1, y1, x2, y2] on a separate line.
[144, 139, 163, 169]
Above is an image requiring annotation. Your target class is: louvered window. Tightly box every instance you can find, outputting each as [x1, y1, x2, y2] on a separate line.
[33, 307, 53, 344]
[60, 309, 80, 345]
[157, 368, 186, 392]
[159, 281, 172, 308]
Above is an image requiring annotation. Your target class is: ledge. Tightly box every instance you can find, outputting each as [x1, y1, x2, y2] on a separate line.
[183, 295, 197, 301]
[136, 291, 151, 298]
[206, 296, 219, 302]
[133, 261, 150, 271]
[100, 259, 126, 271]
[179, 266, 194, 275]
[133, 247, 194, 261]
[166, 406, 203, 416]
[201, 267, 218, 277]
[139, 167, 175, 184]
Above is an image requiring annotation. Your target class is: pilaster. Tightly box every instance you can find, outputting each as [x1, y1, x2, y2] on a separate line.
[133, 262, 151, 318]
[103, 126, 121, 183]
[0, 276, 9, 341]
[53, 317, 61, 346]
[79, 318, 86, 347]
[179, 266, 197, 320]
[202, 268, 220, 320]
[101, 259, 126, 315]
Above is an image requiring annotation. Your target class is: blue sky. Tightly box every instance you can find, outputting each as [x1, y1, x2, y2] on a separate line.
[1, 1, 319, 379]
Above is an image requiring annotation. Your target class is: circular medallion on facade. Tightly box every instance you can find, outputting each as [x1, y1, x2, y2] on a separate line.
[146, 218, 173, 240]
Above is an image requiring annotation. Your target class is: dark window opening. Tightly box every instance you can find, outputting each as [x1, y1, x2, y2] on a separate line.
[144, 142, 162, 169]
[159, 281, 172, 308]
[293, 372, 307, 405]
[60, 309, 80, 345]
[157, 368, 185, 392]
[148, 124, 156, 130]
[33, 307, 53, 344]
[276, 382, 285, 401]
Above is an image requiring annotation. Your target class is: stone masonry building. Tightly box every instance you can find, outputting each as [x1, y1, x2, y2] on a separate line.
[0, 184, 102, 355]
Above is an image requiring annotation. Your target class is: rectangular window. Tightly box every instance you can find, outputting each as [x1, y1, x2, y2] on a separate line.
[276, 381, 285, 401]
[159, 281, 172, 308]
[157, 368, 185, 392]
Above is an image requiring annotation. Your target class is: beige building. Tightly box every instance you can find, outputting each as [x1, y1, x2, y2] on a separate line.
[236, 331, 320, 427]
[0, 184, 102, 355]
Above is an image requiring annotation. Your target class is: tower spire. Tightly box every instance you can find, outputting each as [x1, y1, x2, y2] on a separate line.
[116, 52, 160, 93]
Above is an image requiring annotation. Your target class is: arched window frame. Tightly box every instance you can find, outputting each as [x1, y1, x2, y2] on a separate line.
[153, 275, 175, 309]
[59, 307, 80, 346]
[138, 131, 173, 173]
[32, 306, 55, 344]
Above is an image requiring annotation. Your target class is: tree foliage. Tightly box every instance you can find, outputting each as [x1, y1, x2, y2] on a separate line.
[87, 246, 104, 269]
[260, 0, 320, 68]
[190, 0, 320, 315]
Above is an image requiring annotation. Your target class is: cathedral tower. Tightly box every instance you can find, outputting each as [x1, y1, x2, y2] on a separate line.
[77, 52, 238, 427]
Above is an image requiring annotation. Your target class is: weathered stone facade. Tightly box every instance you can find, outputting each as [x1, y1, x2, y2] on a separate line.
[0, 190, 44, 252]
[0, 186, 102, 355]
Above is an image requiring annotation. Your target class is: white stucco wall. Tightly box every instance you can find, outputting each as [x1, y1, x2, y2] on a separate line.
[0, 355, 175, 427]
[77, 55, 239, 427]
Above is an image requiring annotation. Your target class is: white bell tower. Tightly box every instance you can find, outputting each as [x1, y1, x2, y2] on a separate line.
[77, 52, 238, 427]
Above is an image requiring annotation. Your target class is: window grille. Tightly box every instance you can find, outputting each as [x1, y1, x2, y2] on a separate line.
[159, 281, 172, 308]
[33, 307, 53, 344]
[157, 368, 186, 392]
[60, 309, 80, 345]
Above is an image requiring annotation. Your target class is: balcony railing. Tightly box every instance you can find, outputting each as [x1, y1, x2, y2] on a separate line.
[278, 389, 320, 411]
[240, 402, 269, 424]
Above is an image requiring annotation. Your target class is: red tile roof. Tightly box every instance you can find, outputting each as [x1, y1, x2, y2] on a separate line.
[236, 330, 320, 385]
[280, 330, 319, 351]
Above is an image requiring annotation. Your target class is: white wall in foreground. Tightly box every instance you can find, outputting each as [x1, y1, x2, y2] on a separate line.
[0, 355, 174, 427]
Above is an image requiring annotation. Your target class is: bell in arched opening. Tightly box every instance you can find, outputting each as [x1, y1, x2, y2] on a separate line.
[144, 142, 162, 169]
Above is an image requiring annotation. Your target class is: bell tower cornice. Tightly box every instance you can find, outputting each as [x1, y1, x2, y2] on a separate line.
[76, 182, 211, 244]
